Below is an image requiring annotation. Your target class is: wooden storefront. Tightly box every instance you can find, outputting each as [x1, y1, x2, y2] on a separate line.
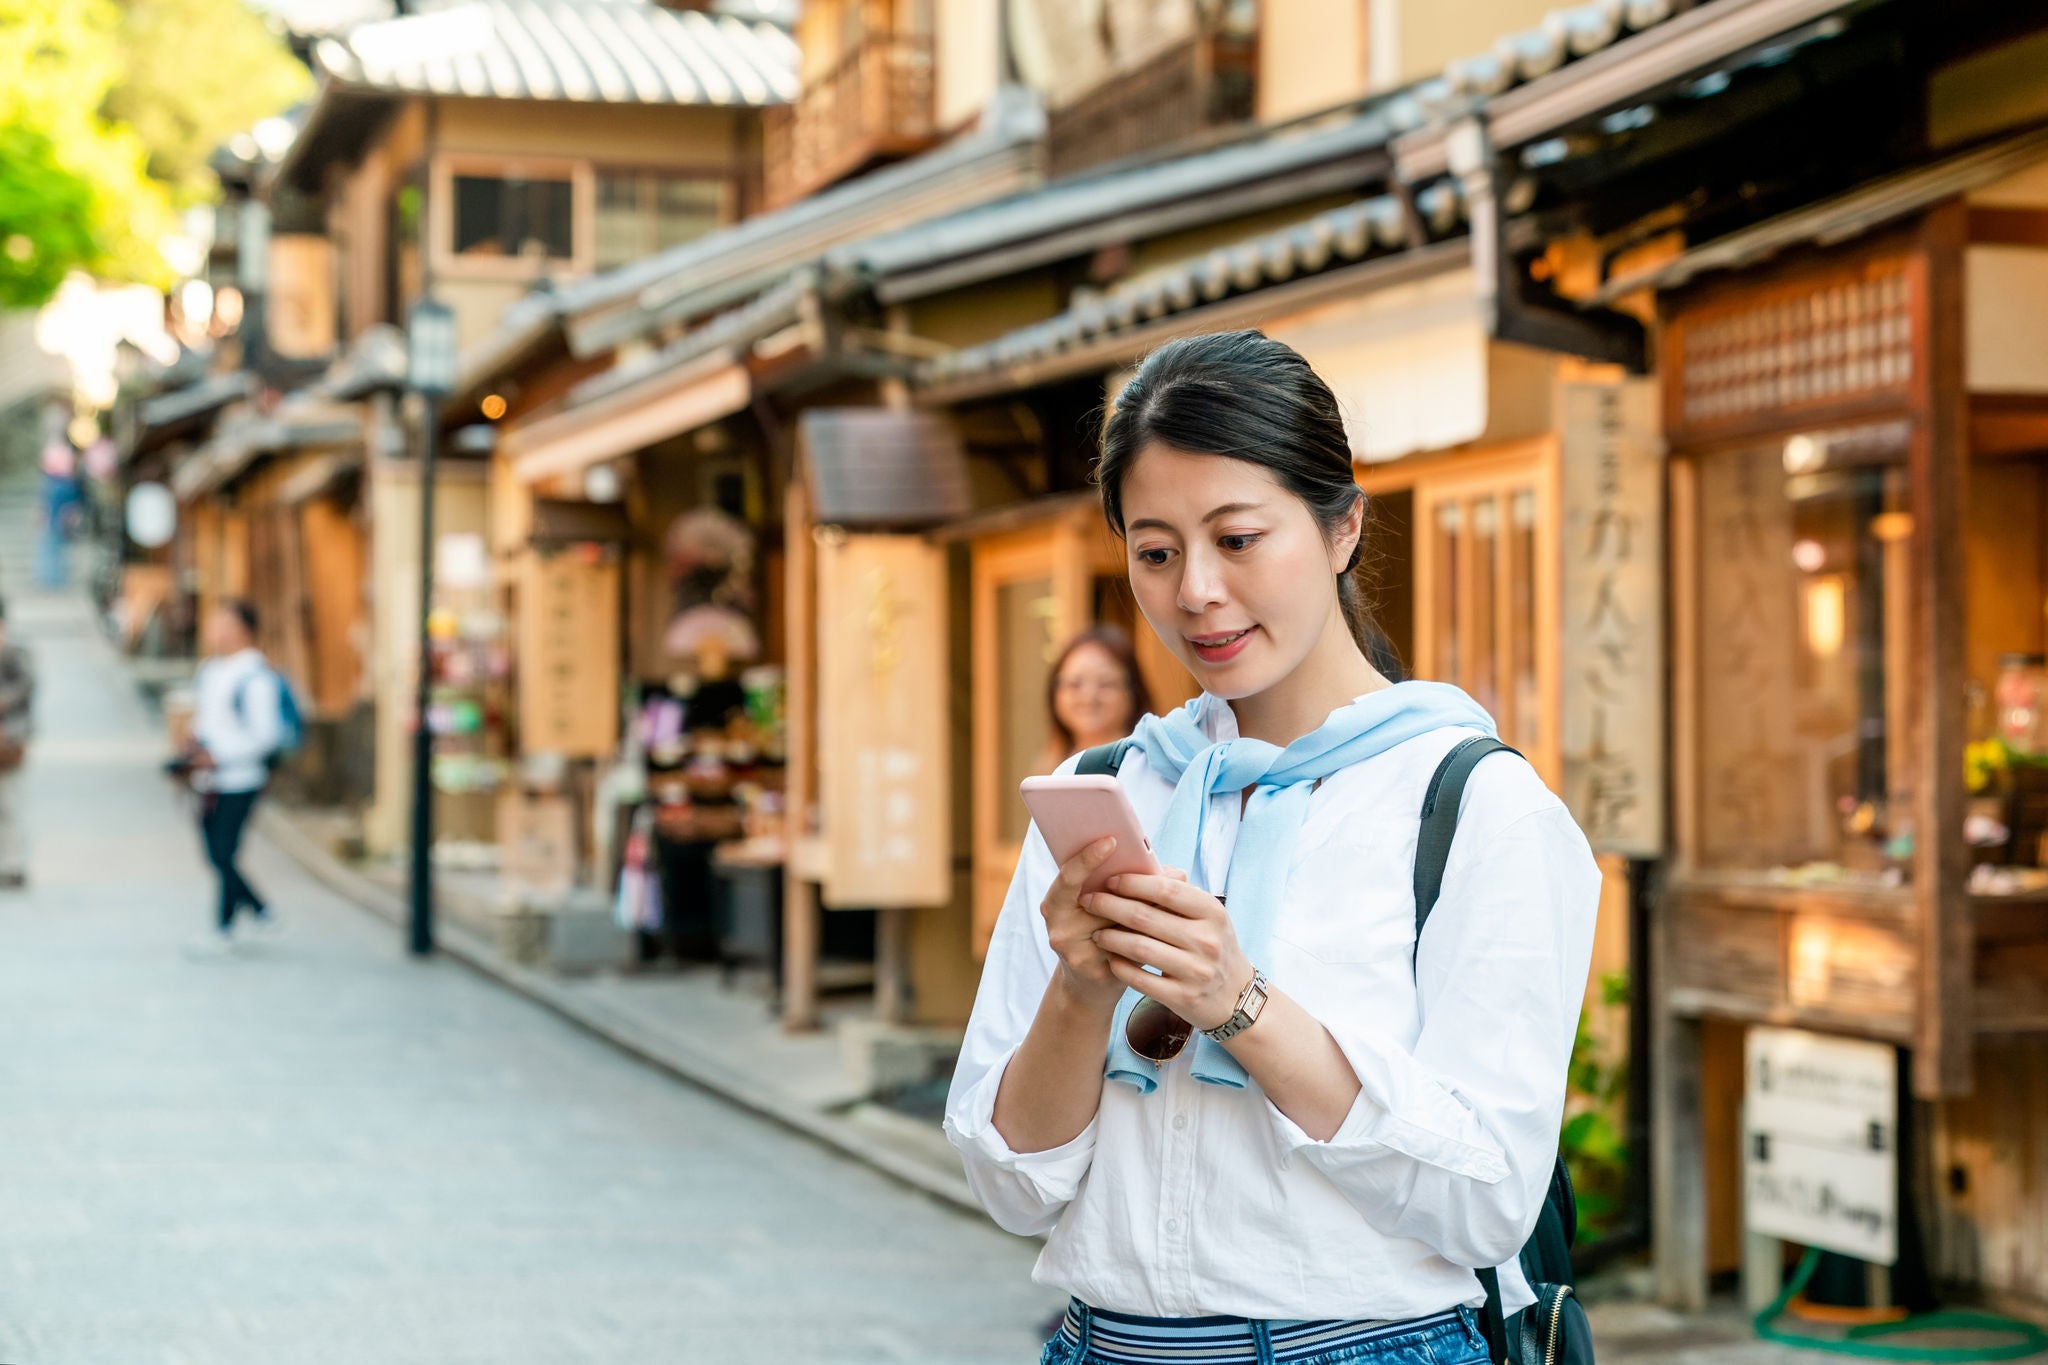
[1650, 201, 2048, 1310]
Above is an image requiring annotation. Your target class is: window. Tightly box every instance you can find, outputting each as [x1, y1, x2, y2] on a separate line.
[452, 174, 574, 261]
[1689, 422, 1914, 876]
[594, 174, 725, 270]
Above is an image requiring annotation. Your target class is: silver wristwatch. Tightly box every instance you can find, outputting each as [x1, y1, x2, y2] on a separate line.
[1202, 968, 1270, 1043]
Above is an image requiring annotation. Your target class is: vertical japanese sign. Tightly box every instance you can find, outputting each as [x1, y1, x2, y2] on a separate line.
[1561, 381, 1666, 857]
[517, 551, 620, 757]
[817, 534, 951, 908]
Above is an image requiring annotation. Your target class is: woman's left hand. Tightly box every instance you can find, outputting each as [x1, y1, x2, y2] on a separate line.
[1085, 872, 1253, 1033]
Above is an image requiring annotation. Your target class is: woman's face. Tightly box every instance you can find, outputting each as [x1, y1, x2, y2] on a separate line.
[1053, 641, 1130, 746]
[1119, 443, 1350, 702]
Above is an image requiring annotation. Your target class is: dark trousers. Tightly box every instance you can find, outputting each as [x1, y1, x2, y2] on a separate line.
[200, 790, 264, 930]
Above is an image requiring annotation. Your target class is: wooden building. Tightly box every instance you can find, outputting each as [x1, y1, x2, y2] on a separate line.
[1388, 0, 2048, 1314]
[230, 0, 798, 855]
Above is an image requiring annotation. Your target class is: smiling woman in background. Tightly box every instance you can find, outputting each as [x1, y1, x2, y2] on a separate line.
[1039, 626, 1153, 776]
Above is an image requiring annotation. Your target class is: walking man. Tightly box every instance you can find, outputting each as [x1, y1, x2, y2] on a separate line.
[181, 600, 282, 940]
[0, 599, 34, 889]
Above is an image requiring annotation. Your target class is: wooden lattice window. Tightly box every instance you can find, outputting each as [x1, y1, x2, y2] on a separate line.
[1671, 259, 1915, 437]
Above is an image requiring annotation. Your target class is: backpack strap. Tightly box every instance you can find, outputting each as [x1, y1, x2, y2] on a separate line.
[1413, 735, 1520, 941]
[1075, 738, 1133, 778]
[1412, 734, 1521, 1365]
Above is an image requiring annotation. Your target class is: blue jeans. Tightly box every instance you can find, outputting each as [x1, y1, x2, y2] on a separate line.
[1040, 1301, 1490, 1365]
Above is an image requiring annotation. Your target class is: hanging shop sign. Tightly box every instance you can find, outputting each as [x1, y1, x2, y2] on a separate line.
[1743, 1026, 1899, 1265]
[517, 550, 621, 757]
[1559, 380, 1666, 857]
[815, 533, 950, 909]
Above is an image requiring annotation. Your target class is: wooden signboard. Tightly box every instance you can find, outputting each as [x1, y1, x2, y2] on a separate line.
[516, 550, 621, 757]
[815, 532, 950, 909]
[1560, 380, 1667, 858]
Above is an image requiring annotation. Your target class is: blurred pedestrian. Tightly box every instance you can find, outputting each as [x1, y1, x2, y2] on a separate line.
[35, 437, 80, 589]
[1039, 626, 1152, 775]
[176, 600, 284, 944]
[947, 332, 1599, 1365]
[0, 599, 34, 889]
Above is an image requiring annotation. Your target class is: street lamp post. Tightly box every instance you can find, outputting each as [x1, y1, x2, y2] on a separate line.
[406, 297, 458, 957]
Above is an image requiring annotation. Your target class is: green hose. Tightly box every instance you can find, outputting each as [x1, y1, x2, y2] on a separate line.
[1754, 1247, 2048, 1361]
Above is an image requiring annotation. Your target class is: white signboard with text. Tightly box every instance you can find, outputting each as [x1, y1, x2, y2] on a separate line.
[1743, 1026, 1898, 1264]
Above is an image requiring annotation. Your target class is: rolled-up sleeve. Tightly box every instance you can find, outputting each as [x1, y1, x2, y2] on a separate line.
[1264, 804, 1601, 1269]
[943, 819, 1099, 1236]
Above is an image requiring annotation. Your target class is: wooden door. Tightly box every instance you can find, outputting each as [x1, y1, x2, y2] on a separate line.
[1362, 439, 1561, 786]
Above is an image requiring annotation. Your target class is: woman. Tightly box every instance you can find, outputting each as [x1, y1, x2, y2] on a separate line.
[1039, 626, 1153, 775]
[945, 331, 1599, 1365]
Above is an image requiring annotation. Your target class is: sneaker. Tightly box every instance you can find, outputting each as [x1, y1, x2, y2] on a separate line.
[246, 905, 280, 934]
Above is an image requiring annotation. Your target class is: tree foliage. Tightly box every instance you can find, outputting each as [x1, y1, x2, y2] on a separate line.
[104, 0, 313, 209]
[0, 0, 308, 309]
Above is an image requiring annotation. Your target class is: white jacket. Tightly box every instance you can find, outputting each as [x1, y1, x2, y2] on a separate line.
[191, 649, 282, 795]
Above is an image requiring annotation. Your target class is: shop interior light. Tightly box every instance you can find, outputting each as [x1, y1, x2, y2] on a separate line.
[1805, 575, 1846, 659]
[1783, 433, 1825, 473]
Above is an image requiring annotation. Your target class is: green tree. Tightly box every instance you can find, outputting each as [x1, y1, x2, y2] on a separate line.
[104, 0, 313, 209]
[0, 0, 309, 309]
[0, 121, 100, 309]
[0, 0, 174, 301]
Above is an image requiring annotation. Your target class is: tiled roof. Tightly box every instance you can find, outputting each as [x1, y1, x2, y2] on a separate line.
[919, 189, 1466, 393]
[313, 0, 797, 106]
[247, 0, 395, 40]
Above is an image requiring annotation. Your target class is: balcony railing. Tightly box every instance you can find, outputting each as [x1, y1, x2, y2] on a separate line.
[764, 33, 938, 210]
[1045, 33, 1257, 182]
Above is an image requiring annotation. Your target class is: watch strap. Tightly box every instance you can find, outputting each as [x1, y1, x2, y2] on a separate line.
[1202, 969, 1268, 1042]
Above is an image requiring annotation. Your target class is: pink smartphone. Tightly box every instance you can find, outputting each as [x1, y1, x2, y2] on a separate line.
[1019, 774, 1162, 895]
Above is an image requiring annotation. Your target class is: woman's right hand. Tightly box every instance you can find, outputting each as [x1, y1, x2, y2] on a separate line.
[1040, 838, 1127, 1013]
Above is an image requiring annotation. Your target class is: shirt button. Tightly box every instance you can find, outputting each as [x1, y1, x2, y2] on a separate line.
[1164, 1217, 1181, 1234]
[1172, 1113, 1188, 1131]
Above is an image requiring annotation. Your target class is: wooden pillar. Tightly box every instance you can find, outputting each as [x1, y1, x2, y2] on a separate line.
[782, 471, 821, 1031]
[1652, 993, 1709, 1311]
[1911, 203, 1973, 1100]
[875, 906, 911, 1024]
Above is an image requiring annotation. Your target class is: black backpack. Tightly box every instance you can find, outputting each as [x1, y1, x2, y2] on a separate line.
[1077, 733, 1591, 1365]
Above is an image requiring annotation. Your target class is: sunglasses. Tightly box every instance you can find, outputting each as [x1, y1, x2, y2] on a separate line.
[1121, 893, 1220, 1069]
[1125, 996, 1197, 1068]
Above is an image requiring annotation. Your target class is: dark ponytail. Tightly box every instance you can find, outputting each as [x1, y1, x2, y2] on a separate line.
[1095, 330, 1404, 681]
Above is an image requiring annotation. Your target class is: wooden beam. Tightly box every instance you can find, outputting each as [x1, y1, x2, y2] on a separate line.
[1911, 203, 1974, 1100]
[1966, 207, 2048, 247]
[1969, 392, 2048, 462]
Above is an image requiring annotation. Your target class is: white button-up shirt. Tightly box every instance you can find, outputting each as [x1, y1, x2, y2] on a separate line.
[944, 694, 1601, 1323]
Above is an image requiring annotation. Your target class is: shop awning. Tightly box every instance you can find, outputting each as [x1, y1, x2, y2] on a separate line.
[170, 401, 363, 502]
[799, 409, 971, 530]
[503, 354, 751, 487]
[1589, 122, 2048, 304]
[278, 450, 364, 505]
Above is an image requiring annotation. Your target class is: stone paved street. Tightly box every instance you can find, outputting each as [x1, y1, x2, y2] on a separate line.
[0, 585, 1062, 1365]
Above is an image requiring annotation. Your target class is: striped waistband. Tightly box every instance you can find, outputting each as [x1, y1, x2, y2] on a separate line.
[1056, 1301, 1471, 1365]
